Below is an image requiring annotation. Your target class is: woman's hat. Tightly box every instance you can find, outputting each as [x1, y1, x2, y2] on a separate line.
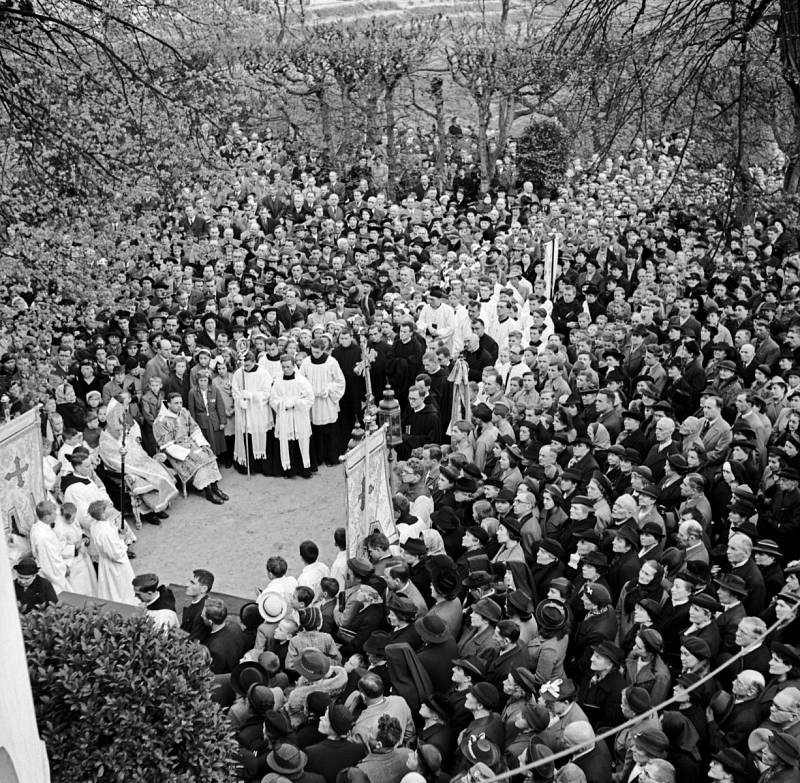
[633, 729, 669, 758]
[415, 614, 451, 644]
[460, 734, 501, 767]
[469, 682, 500, 710]
[592, 640, 624, 667]
[536, 599, 567, 632]
[230, 661, 270, 696]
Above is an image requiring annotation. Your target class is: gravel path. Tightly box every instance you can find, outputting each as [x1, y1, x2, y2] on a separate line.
[130, 464, 345, 599]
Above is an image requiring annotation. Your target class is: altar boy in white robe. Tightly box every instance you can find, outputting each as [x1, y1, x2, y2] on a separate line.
[270, 355, 315, 478]
[88, 499, 136, 605]
[299, 339, 346, 467]
[232, 351, 274, 476]
[29, 500, 69, 593]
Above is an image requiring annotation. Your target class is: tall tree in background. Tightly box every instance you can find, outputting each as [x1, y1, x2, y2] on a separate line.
[548, 0, 800, 209]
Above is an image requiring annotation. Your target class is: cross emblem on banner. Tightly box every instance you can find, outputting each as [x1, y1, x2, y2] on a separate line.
[4, 455, 29, 488]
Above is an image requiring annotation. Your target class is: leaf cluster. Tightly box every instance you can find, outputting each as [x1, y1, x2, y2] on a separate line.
[22, 604, 237, 783]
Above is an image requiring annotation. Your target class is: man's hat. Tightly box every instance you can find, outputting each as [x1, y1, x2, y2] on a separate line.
[257, 592, 289, 623]
[472, 597, 502, 623]
[469, 682, 500, 710]
[296, 648, 331, 682]
[767, 732, 800, 766]
[753, 539, 783, 559]
[713, 572, 748, 597]
[452, 656, 486, 680]
[710, 749, 747, 776]
[267, 744, 308, 776]
[613, 525, 641, 547]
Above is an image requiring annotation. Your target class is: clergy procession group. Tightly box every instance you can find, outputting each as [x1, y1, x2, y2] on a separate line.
[7, 125, 800, 783]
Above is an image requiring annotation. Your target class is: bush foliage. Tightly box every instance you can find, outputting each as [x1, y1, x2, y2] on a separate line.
[21, 605, 237, 783]
[514, 117, 572, 194]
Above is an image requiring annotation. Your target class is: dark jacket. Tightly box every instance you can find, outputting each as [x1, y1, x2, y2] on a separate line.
[578, 668, 626, 731]
[181, 596, 210, 643]
[305, 738, 366, 783]
[398, 402, 442, 459]
[417, 637, 460, 694]
[572, 741, 613, 783]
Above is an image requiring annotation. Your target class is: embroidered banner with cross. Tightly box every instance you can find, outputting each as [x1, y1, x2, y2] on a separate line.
[0, 407, 45, 538]
[343, 425, 397, 557]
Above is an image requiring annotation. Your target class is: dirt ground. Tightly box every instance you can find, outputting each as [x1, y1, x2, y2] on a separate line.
[130, 463, 345, 599]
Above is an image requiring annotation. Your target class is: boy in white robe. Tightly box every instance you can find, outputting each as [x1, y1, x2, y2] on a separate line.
[29, 500, 69, 593]
[88, 499, 136, 605]
[299, 340, 346, 466]
[270, 355, 315, 477]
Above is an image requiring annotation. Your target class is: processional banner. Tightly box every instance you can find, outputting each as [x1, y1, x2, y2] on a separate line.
[0, 408, 44, 538]
[343, 425, 397, 557]
[543, 235, 560, 299]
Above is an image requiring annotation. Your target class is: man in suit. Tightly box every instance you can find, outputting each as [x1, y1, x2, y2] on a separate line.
[181, 568, 214, 642]
[643, 417, 678, 483]
[274, 287, 307, 330]
[753, 316, 781, 368]
[484, 621, 529, 689]
[714, 573, 748, 657]
[707, 670, 764, 755]
[565, 437, 600, 486]
[142, 338, 173, 391]
[727, 533, 767, 615]
[699, 394, 733, 467]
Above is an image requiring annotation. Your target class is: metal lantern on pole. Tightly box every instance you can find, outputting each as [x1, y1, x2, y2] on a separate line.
[377, 384, 402, 447]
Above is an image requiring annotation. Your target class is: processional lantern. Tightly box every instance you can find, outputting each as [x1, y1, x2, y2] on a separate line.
[377, 384, 402, 447]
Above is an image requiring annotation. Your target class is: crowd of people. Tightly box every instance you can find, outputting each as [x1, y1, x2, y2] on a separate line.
[6, 124, 800, 782]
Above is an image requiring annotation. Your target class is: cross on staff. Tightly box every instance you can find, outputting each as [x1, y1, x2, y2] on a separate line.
[357, 331, 378, 434]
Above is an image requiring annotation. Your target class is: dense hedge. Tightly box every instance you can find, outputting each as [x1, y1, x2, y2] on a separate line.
[21, 605, 237, 783]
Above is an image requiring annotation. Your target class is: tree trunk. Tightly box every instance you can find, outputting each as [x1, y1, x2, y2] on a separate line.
[780, 0, 800, 193]
[317, 89, 334, 158]
[385, 88, 398, 201]
[430, 77, 447, 190]
[477, 97, 492, 190]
